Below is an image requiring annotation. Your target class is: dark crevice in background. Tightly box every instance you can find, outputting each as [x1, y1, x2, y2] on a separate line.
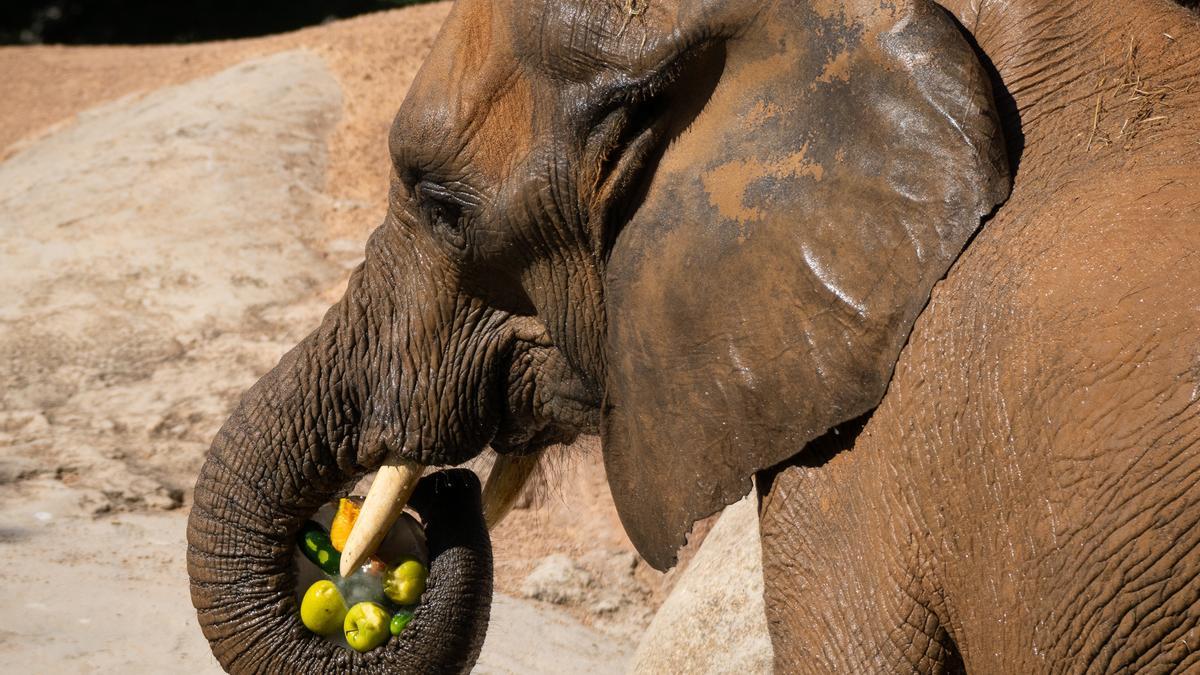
[1, 0, 438, 45]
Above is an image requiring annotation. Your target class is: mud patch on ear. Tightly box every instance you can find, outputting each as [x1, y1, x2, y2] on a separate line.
[700, 149, 826, 226]
[601, 0, 1009, 570]
[816, 50, 853, 85]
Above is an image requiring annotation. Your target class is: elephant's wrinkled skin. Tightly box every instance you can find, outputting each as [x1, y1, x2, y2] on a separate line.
[186, 0, 1200, 672]
[758, 1, 1200, 671]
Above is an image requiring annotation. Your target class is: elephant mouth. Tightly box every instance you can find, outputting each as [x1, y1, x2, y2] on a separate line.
[277, 447, 553, 668]
[189, 325, 505, 672]
[336, 318, 599, 576]
[191, 463, 494, 673]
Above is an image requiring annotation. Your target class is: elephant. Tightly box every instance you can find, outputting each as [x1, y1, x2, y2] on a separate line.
[186, 0, 1200, 671]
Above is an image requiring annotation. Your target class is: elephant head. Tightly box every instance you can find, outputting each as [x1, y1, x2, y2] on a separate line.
[187, 0, 1010, 671]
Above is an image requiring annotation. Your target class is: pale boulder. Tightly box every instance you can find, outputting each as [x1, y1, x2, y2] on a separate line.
[632, 493, 774, 674]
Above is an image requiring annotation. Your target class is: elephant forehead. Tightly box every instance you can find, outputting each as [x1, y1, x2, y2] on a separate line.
[509, 0, 683, 81]
[392, 0, 535, 180]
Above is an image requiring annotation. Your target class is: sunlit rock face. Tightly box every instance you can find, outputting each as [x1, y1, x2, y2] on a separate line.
[632, 494, 774, 674]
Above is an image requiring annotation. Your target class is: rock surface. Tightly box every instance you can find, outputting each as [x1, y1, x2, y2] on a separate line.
[480, 595, 632, 675]
[632, 493, 775, 674]
[0, 478, 631, 674]
[0, 49, 344, 514]
[522, 554, 594, 605]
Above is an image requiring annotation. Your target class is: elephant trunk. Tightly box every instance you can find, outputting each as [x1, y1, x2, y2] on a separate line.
[186, 267, 492, 674]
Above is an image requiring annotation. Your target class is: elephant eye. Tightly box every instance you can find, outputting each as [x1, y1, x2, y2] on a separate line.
[426, 200, 461, 232]
[415, 181, 467, 249]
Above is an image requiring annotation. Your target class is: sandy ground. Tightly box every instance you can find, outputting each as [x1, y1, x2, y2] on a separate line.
[0, 478, 632, 674]
[0, 5, 689, 671]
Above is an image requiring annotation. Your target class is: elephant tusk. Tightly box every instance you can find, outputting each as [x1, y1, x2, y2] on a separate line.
[339, 457, 425, 577]
[482, 452, 541, 530]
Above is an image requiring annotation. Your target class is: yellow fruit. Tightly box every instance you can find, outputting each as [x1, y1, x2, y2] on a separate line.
[343, 602, 391, 652]
[300, 580, 347, 636]
[329, 497, 363, 552]
[382, 557, 428, 606]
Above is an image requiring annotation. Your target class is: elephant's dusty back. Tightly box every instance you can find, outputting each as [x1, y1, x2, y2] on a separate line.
[863, 165, 1200, 668]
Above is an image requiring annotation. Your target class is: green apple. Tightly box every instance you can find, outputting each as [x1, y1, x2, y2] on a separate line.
[300, 580, 347, 636]
[389, 608, 414, 636]
[382, 557, 428, 606]
[344, 602, 391, 652]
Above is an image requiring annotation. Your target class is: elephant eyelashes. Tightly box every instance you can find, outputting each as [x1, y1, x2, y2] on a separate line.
[415, 180, 469, 250]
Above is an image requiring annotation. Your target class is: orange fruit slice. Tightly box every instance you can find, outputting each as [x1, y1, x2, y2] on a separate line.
[329, 496, 363, 552]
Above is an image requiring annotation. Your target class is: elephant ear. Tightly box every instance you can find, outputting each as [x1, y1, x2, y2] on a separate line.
[601, 0, 1009, 570]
